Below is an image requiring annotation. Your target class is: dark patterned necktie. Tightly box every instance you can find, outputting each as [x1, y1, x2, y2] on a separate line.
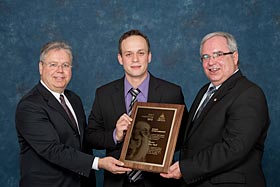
[127, 88, 143, 182]
[194, 86, 216, 121]
[128, 88, 141, 115]
[60, 94, 80, 134]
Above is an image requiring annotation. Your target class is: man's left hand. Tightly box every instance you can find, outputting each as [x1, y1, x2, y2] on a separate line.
[160, 161, 182, 179]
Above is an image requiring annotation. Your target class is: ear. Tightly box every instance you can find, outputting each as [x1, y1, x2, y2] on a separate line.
[148, 52, 152, 63]
[233, 51, 239, 65]
[118, 54, 123, 65]
[39, 61, 43, 75]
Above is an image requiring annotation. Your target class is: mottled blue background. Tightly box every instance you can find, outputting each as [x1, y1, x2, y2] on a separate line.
[0, 0, 279, 186]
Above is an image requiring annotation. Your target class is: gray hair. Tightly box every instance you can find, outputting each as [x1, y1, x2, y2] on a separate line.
[200, 32, 238, 55]
[40, 41, 72, 62]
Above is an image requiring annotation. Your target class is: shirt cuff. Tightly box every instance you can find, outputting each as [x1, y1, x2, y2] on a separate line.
[113, 128, 118, 144]
[92, 157, 99, 170]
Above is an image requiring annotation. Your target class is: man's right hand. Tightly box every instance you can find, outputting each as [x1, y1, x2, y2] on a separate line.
[98, 157, 132, 174]
[115, 113, 132, 142]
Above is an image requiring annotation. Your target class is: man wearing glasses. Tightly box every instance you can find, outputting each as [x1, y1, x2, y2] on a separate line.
[15, 41, 130, 187]
[161, 32, 270, 187]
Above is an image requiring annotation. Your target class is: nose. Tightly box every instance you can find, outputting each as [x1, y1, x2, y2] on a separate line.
[132, 54, 139, 62]
[56, 64, 64, 71]
[208, 56, 216, 65]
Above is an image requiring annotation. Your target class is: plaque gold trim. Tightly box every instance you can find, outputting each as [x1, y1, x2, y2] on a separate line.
[119, 102, 184, 173]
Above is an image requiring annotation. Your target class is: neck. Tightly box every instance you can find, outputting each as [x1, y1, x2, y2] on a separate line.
[126, 73, 148, 88]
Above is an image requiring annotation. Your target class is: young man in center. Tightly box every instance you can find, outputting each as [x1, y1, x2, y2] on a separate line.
[85, 29, 188, 187]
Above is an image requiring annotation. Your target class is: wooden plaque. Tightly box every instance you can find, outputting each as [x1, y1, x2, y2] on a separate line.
[119, 102, 184, 173]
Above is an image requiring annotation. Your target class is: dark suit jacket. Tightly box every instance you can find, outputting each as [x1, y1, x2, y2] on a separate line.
[179, 70, 270, 187]
[15, 82, 96, 187]
[85, 74, 188, 187]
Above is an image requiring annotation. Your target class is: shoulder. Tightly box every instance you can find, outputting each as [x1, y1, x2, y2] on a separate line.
[236, 76, 266, 98]
[16, 84, 47, 115]
[150, 74, 182, 90]
[96, 77, 124, 93]
[17, 84, 44, 106]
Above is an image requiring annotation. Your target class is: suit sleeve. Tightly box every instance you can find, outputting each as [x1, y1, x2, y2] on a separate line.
[179, 85, 269, 183]
[15, 98, 94, 177]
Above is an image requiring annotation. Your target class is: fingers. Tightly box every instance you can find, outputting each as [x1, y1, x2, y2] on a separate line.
[169, 161, 179, 172]
[160, 172, 171, 178]
[115, 114, 133, 141]
[109, 157, 132, 174]
[99, 157, 132, 174]
[160, 162, 182, 179]
[111, 164, 132, 174]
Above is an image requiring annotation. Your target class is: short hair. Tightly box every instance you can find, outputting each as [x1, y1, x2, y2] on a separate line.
[200, 32, 238, 55]
[40, 41, 72, 62]
[118, 29, 151, 55]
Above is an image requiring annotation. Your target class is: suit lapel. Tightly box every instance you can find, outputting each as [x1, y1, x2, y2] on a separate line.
[147, 74, 161, 102]
[186, 71, 244, 139]
[110, 75, 161, 117]
[184, 85, 209, 139]
[112, 78, 127, 116]
[37, 83, 80, 135]
[65, 92, 83, 143]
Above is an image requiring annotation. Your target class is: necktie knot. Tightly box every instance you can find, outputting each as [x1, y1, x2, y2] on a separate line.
[128, 88, 141, 115]
[60, 94, 65, 104]
[129, 88, 141, 97]
[207, 86, 216, 96]
[193, 86, 216, 121]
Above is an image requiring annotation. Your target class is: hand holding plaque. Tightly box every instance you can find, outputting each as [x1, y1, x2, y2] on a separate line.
[119, 102, 184, 173]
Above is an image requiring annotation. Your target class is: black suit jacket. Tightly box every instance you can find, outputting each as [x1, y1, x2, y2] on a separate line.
[15, 82, 95, 187]
[86, 74, 188, 187]
[179, 70, 270, 187]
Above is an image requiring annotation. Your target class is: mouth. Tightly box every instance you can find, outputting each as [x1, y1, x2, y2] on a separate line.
[209, 67, 220, 72]
[130, 65, 141, 69]
[54, 76, 65, 81]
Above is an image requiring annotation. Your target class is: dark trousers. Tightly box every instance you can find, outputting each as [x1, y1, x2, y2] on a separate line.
[123, 177, 145, 187]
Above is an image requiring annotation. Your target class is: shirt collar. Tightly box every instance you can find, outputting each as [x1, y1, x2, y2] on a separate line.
[209, 69, 239, 90]
[40, 80, 63, 101]
[124, 73, 150, 99]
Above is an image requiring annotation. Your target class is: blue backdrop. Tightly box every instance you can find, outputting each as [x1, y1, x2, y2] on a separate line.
[0, 0, 279, 186]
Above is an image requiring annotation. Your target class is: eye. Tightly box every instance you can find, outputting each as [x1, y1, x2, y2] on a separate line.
[215, 52, 224, 57]
[62, 63, 70, 68]
[49, 63, 57, 67]
[202, 54, 210, 60]
[138, 51, 145, 56]
[125, 52, 132, 57]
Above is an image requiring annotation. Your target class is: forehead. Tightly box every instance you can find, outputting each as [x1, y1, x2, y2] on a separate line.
[45, 49, 71, 60]
[202, 36, 229, 53]
[121, 35, 148, 52]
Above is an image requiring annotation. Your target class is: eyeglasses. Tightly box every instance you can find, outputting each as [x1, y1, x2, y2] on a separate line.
[41, 61, 72, 69]
[200, 51, 235, 63]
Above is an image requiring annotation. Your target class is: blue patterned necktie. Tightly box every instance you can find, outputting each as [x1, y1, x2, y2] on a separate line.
[194, 86, 216, 121]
